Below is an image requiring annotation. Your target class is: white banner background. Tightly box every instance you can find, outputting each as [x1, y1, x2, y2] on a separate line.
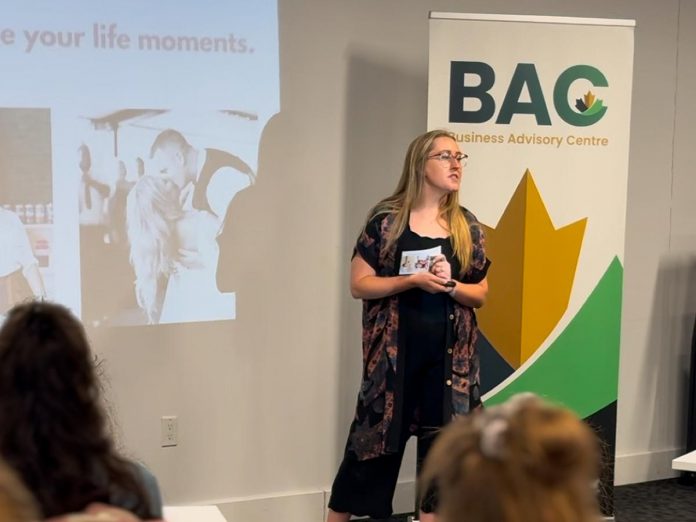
[428, 13, 635, 384]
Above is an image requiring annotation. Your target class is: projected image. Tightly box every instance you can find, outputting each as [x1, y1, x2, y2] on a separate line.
[0, 108, 53, 320]
[1, 1, 279, 326]
[77, 110, 256, 326]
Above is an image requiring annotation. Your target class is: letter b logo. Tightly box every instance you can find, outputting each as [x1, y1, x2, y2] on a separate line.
[449, 61, 495, 123]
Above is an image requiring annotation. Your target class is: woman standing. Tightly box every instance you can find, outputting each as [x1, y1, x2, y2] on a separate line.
[328, 130, 490, 522]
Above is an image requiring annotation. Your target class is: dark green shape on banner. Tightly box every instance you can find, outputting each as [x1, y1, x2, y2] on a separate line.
[484, 256, 623, 418]
[553, 64, 609, 126]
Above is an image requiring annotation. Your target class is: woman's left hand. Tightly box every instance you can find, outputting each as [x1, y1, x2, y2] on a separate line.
[429, 254, 452, 281]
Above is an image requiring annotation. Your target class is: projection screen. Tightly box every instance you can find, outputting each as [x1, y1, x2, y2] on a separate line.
[0, 0, 279, 326]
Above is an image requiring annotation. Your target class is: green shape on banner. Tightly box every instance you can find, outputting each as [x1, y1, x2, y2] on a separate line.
[583, 100, 606, 117]
[484, 257, 623, 418]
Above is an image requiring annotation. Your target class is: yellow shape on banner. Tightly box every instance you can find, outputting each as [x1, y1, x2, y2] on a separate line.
[584, 91, 596, 109]
[477, 170, 586, 369]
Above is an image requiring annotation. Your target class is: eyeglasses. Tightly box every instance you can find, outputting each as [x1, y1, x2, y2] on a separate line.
[427, 150, 468, 165]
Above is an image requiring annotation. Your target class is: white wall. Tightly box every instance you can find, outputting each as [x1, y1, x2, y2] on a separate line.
[90, 0, 696, 519]
[614, 0, 696, 485]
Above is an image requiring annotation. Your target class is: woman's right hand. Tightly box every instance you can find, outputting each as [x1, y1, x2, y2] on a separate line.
[410, 271, 450, 294]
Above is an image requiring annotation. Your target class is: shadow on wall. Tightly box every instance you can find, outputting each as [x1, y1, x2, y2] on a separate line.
[334, 51, 428, 463]
[644, 255, 696, 456]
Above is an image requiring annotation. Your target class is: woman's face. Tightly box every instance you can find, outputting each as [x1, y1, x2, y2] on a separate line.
[422, 136, 463, 195]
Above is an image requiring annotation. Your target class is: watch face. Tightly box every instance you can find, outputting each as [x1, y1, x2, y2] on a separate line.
[445, 280, 456, 288]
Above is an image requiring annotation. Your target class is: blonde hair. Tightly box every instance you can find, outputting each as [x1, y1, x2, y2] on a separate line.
[421, 394, 601, 522]
[126, 175, 184, 323]
[368, 130, 473, 274]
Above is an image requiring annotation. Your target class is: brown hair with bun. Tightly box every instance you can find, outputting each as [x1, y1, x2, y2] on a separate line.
[421, 393, 601, 522]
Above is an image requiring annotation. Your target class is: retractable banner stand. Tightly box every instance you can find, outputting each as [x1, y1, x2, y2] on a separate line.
[428, 13, 634, 517]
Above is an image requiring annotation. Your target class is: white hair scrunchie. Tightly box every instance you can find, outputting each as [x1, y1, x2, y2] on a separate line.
[478, 393, 541, 459]
[479, 417, 508, 459]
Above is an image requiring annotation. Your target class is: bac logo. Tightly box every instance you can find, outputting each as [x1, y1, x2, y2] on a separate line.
[449, 63, 608, 127]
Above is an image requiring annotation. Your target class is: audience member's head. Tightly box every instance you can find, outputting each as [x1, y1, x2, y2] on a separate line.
[0, 301, 156, 519]
[45, 503, 145, 522]
[421, 393, 601, 522]
[0, 458, 40, 521]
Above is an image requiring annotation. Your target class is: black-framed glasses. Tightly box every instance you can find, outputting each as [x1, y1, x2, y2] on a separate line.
[427, 150, 468, 165]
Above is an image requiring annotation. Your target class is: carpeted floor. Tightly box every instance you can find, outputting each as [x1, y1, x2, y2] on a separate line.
[614, 478, 696, 521]
[360, 478, 696, 521]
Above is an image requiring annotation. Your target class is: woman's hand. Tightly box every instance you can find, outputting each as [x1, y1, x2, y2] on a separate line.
[350, 254, 451, 299]
[429, 254, 452, 281]
[411, 271, 450, 294]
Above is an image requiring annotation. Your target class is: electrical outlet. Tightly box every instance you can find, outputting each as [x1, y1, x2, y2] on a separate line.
[161, 416, 178, 447]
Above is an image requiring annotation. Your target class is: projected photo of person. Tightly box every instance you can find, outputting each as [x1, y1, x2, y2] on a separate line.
[149, 128, 255, 223]
[78, 144, 111, 228]
[107, 160, 135, 246]
[78, 143, 124, 326]
[0, 206, 47, 316]
[144, 128, 254, 323]
[76, 111, 257, 326]
[123, 127, 254, 325]
[0, 108, 53, 319]
[127, 174, 234, 324]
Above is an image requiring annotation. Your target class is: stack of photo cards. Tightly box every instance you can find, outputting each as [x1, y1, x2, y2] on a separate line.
[398, 246, 441, 275]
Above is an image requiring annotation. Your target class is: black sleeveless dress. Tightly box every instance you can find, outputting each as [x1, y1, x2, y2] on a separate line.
[393, 223, 462, 438]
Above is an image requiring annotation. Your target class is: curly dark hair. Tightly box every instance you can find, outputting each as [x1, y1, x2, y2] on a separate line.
[0, 301, 156, 518]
